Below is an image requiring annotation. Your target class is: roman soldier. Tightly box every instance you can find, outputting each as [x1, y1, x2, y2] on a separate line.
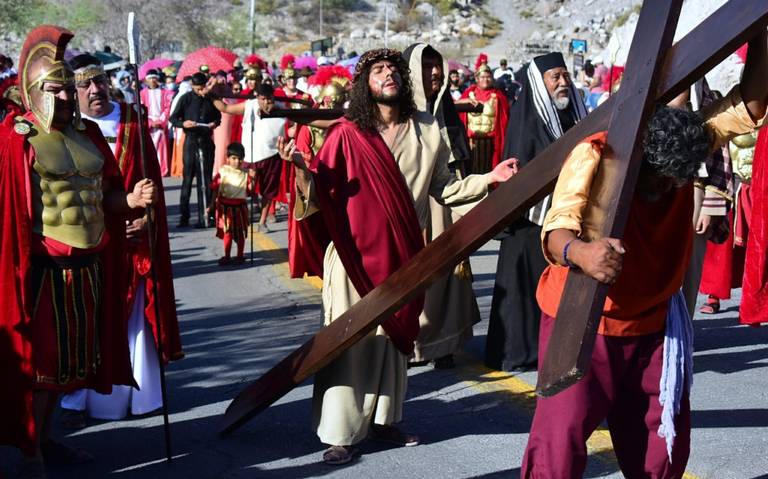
[458, 53, 509, 174]
[287, 66, 351, 278]
[58, 54, 183, 426]
[0, 25, 155, 477]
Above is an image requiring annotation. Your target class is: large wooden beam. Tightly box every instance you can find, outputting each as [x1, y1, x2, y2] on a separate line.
[220, 0, 768, 435]
[535, 0, 683, 396]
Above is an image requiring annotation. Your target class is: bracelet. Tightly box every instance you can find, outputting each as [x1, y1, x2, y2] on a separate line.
[563, 239, 579, 269]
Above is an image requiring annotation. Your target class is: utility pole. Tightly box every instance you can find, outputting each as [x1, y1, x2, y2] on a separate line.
[384, 0, 389, 48]
[249, 0, 256, 53]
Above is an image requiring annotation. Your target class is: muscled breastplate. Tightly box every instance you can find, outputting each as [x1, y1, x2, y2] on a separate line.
[220, 165, 248, 199]
[28, 123, 106, 249]
[729, 131, 756, 183]
[467, 91, 497, 136]
[308, 125, 326, 154]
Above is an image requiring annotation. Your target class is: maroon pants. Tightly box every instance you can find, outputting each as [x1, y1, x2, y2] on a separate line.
[521, 313, 690, 478]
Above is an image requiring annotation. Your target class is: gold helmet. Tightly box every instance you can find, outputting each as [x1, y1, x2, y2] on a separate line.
[282, 67, 297, 80]
[244, 67, 261, 81]
[19, 25, 76, 133]
[318, 82, 347, 109]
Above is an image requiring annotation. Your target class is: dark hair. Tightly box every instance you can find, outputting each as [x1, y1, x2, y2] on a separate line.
[256, 82, 274, 98]
[191, 72, 207, 86]
[583, 62, 595, 77]
[70, 53, 102, 71]
[642, 106, 711, 183]
[227, 142, 245, 159]
[448, 69, 459, 75]
[345, 55, 416, 131]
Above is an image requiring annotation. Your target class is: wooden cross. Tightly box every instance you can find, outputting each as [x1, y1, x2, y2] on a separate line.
[220, 0, 768, 435]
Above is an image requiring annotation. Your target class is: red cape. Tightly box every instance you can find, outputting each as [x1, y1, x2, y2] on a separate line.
[114, 102, 184, 361]
[287, 124, 329, 278]
[0, 115, 133, 453]
[306, 118, 425, 354]
[740, 128, 768, 325]
[459, 85, 509, 169]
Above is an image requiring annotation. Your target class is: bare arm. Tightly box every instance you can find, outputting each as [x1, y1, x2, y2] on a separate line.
[211, 97, 246, 115]
[740, 29, 768, 122]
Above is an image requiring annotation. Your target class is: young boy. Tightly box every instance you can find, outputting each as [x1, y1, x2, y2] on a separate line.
[211, 143, 253, 265]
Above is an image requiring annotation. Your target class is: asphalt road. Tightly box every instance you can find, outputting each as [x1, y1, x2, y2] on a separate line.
[2, 177, 766, 479]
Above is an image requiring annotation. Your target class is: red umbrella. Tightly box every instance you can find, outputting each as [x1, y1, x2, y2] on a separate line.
[176, 46, 238, 82]
[139, 57, 175, 80]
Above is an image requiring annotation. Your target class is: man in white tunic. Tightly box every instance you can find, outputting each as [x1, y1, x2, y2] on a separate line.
[280, 48, 518, 465]
[60, 54, 183, 426]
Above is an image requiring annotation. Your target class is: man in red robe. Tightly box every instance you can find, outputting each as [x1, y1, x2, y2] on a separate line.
[280, 48, 518, 465]
[58, 54, 183, 425]
[287, 67, 350, 278]
[458, 53, 509, 173]
[0, 26, 156, 478]
[274, 65, 314, 206]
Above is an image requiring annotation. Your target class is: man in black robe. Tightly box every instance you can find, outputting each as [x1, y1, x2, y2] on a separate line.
[485, 52, 588, 371]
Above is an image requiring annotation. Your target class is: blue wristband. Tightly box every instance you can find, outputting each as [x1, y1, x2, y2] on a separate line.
[563, 239, 578, 269]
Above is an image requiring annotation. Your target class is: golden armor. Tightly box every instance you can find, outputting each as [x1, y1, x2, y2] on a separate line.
[729, 131, 756, 182]
[467, 91, 497, 136]
[27, 121, 106, 249]
[219, 165, 248, 200]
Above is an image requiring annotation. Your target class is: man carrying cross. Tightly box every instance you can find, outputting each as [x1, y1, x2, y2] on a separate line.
[279, 48, 518, 465]
[522, 31, 768, 478]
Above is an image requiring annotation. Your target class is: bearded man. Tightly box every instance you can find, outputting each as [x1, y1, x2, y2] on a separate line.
[0, 26, 155, 478]
[58, 54, 183, 427]
[279, 48, 518, 465]
[458, 54, 509, 174]
[486, 52, 588, 373]
[402, 43, 479, 369]
[140, 69, 174, 176]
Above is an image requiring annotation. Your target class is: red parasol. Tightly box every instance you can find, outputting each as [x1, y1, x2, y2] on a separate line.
[448, 59, 472, 78]
[139, 58, 175, 80]
[176, 46, 238, 82]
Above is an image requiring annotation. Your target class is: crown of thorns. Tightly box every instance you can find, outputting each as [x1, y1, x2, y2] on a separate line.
[354, 48, 403, 80]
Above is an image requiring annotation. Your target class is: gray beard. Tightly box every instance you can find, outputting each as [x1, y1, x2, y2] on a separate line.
[552, 95, 570, 110]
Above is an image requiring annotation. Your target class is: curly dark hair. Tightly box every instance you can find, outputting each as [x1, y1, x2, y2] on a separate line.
[642, 106, 711, 183]
[345, 52, 416, 131]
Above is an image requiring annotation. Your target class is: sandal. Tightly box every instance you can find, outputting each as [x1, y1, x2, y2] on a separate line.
[368, 424, 420, 447]
[322, 445, 359, 465]
[700, 296, 720, 314]
[41, 439, 94, 466]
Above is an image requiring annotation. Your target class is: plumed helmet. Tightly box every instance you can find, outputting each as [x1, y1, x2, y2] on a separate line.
[18, 25, 75, 133]
[244, 67, 262, 80]
[282, 66, 297, 80]
[318, 82, 347, 108]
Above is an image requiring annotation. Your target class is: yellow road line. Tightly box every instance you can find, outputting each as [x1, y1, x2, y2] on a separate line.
[251, 229, 700, 479]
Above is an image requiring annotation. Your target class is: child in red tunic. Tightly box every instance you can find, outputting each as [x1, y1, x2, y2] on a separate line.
[211, 143, 253, 265]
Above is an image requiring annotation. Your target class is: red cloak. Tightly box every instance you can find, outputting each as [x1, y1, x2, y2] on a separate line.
[0, 115, 134, 453]
[459, 85, 509, 169]
[740, 128, 768, 325]
[306, 119, 425, 354]
[287, 124, 329, 278]
[114, 102, 184, 361]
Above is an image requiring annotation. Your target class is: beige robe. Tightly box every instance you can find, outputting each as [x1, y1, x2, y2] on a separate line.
[303, 111, 488, 446]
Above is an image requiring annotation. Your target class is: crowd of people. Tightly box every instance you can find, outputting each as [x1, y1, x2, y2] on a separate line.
[0, 20, 767, 479]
